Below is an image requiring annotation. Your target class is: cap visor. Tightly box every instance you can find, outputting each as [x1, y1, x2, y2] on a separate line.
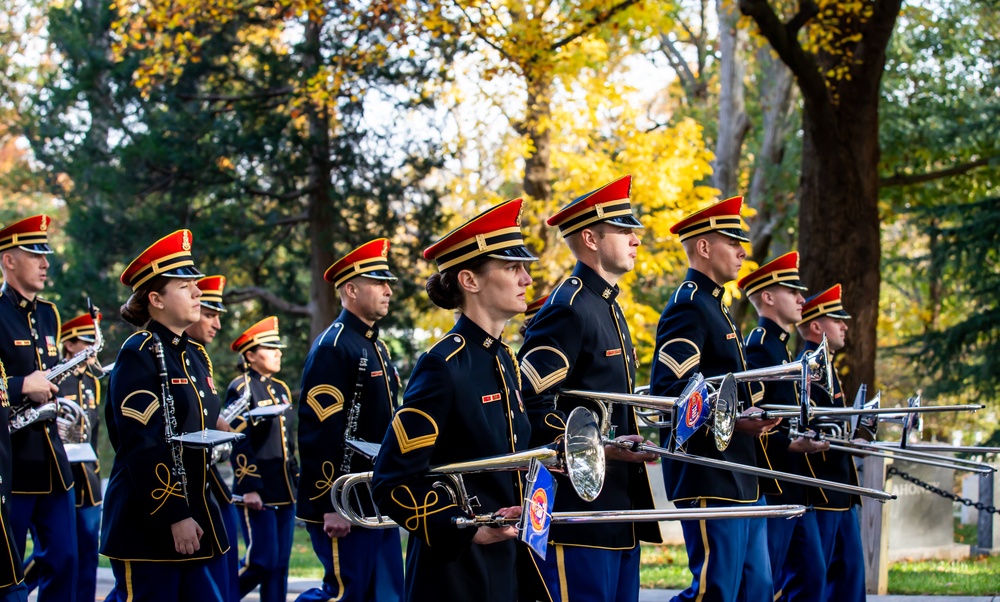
[718, 228, 750, 243]
[779, 280, 808, 291]
[606, 215, 644, 229]
[360, 270, 398, 282]
[200, 301, 227, 313]
[487, 246, 538, 262]
[163, 266, 206, 279]
[19, 244, 53, 255]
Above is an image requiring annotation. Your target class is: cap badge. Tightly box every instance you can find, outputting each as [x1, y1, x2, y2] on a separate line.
[381, 239, 388, 257]
[39, 216, 48, 231]
[515, 202, 523, 226]
[182, 231, 191, 251]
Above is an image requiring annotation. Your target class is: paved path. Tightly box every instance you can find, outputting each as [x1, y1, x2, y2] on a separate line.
[26, 570, 999, 601]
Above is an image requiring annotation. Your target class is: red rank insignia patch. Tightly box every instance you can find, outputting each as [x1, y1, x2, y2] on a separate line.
[13, 340, 30, 346]
[726, 333, 737, 340]
[605, 349, 622, 357]
[482, 393, 501, 403]
[371, 371, 384, 377]
[170, 378, 189, 385]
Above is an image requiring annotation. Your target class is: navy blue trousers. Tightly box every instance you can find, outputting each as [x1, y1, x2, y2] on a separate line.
[294, 522, 403, 602]
[75, 505, 101, 602]
[212, 499, 240, 602]
[532, 542, 641, 602]
[12, 490, 77, 602]
[673, 499, 772, 602]
[773, 510, 826, 602]
[238, 504, 295, 602]
[107, 556, 225, 602]
[815, 507, 866, 602]
[0, 584, 25, 602]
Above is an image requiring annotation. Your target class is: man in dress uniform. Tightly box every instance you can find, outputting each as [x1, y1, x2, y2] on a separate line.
[0, 215, 77, 601]
[0, 358, 26, 601]
[226, 317, 297, 602]
[518, 175, 661, 602]
[518, 292, 547, 337]
[186, 275, 241, 602]
[738, 252, 829, 600]
[649, 197, 781, 602]
[295, 238, 403, 602]
[795, 284, 865, 601]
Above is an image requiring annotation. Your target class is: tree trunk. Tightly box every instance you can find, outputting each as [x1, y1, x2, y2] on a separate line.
[712, 0, 750, 197]
[303, 19, 337, 341]
[522, 69, 553, 202]
[732, 49, 796, 328]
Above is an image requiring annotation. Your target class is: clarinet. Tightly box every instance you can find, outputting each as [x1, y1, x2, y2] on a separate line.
[151, 333, 189, 502]
[340, 349, 368, 474]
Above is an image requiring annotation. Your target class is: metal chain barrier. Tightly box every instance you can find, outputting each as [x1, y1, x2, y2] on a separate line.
[887, 466, 1000, 514]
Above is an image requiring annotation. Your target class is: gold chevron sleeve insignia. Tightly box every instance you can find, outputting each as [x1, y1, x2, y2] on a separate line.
[305, 384, 344, 422]
[520, 346, 570, 394]
[391, 408, 438, 454]
[657, 338, 701, 379]
[750, 382, 765, 406]
[121, 390, 159, 425]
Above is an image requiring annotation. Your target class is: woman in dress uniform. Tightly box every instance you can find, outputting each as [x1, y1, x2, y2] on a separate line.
[371, 198, 535, 602]
[224, 316, 297, 602]
[100, 230, 229, 601]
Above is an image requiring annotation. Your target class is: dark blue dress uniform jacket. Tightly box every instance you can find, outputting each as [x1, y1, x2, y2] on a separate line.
[225, 369, 296, 506]
[372, 315, 531, 602]
[297, 309, 399, 522]
[0, 283, 73, 494]
[100, 320, 229, 561]
[799, 340, 861, 510]
[650, 268, 774, 502]
[58, 366, 103, 507]
[744, 317, 806, 503]
[0, 361, 24, 588]
[517, 262, 659, 548]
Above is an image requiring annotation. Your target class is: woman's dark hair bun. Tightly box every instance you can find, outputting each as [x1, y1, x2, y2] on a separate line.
[120, 293, 151, 327]
[426, 272, 463, 310]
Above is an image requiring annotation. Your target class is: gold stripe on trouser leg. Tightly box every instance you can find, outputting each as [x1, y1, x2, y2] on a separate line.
[125, 560, 134, 602]
[696, 499, 710, 602]
[330, 536, 346, 601]
[556, 544, 569, 602]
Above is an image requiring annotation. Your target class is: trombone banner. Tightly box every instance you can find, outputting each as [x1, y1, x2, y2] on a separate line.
[675, 379, 711, 446]
[520, 459, 556, 559]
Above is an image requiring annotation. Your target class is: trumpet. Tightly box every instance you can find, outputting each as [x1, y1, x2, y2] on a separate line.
[333, 407, 809, 529]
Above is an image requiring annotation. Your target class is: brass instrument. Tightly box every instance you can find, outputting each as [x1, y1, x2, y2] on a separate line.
[333, 407, 809, 528]
[56, 398, 91, 444]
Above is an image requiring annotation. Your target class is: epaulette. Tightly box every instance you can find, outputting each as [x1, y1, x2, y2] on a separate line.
[672, 281, 699, 304]
[189, 340, 214, 377]
[548, 276, 584, 307]
[121, 330, 153, 352]
[317, 321, 345, 348]
[427, 333, 465, 362]
[745, 327, 765, 348]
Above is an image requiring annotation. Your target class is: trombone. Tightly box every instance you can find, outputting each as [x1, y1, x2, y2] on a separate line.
[332, 407, 809, 529]
[559, 376, 896, 502]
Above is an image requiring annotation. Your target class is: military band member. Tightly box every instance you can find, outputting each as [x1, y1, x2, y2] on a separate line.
[517, 292, 547, 337]
[517, 175, 660, 602]
[186, 274, 241, 602]
[295, 238, 403, 602]
[795, 284, 865, 601]
[0, 215, 77, 601]
[225, 317, 296, 602]
[0, 359, 26, 601]
[101, 230, 229, 601]
[371, 199, 534, 602]
[57, 313, 105, 602]
[649, 197, 781, 602]
[738, 252, 829, 601]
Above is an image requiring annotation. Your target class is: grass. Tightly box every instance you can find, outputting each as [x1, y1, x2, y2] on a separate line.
[56, 517, 1000, 595]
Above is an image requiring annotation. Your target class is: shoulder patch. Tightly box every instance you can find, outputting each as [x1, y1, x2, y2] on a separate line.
[317, 322, 345, 348]
[520, 346, 570, 394]
[548, 276, 584, 307]
[304, 384, 344, 421]
[390, 408, 439, 453]
[428, 334, 465, 362]
[672, 281, 698, 304]
[121, 389, 159, 425]
[657, 338, 701, 379]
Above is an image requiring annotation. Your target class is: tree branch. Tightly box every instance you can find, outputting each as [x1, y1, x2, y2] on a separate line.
[453, 1, 513, 61]
[550, 0, 641, 51]
[243, 183, 316, 202]
[785, 0, 819, 38]
[224, 287, 312, 316]
[879, 157, 997, 188]
[659, 34, 698, 95]
[176, 87, 293, 102]
[739, 0, 827, 102]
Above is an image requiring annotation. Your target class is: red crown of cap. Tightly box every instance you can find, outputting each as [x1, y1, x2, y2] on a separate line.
[120, 230, 197, 289]
[737, 251, 801, 292]
[524, 293, 549, 319]
[670, 196, 745, 237]
[546, 175, 632, 227]
[423, 199, 530, 270]
[59, 312, 102, 342]
[0, 214, 53, 252]
[231, 316, 282, 353]
[801, 284, 842, 314]
[197, 275, 227, 294]
[324, 238, 393, 286]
